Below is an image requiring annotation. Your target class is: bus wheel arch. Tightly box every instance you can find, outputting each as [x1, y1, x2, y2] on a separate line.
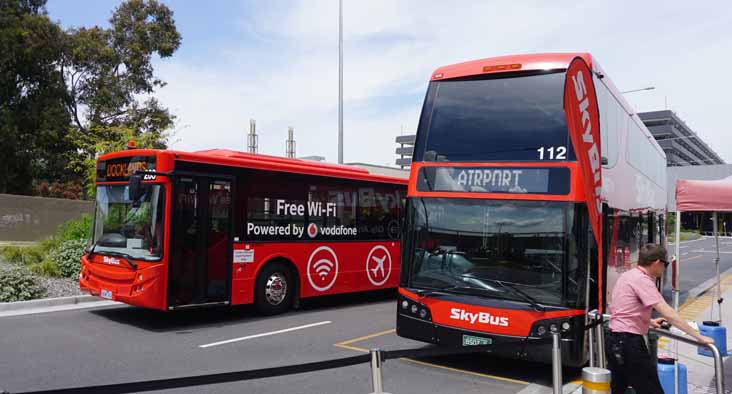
[253, 258, 299, 315]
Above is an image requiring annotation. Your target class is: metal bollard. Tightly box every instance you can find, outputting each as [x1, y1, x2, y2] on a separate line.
[368, 348, 392, 394]
[588, 321, 596, 368]
[552, 332, 562, 394]
[595, 321, 606, 369]
[582, 367, 611, 394]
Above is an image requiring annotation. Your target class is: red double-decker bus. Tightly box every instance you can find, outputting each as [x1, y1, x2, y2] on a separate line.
[80, 148, 406, 313]
[396, 53, 667, 366]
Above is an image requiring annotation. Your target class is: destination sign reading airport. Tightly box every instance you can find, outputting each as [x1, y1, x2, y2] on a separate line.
[417, 167, 570, 194]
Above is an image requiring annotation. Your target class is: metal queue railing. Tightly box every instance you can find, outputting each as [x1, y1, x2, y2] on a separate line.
[586, 310, 726, 394]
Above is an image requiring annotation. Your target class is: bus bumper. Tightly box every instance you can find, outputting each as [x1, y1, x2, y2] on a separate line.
[396, 311, 587, 367]
[79, 255, 166, 311]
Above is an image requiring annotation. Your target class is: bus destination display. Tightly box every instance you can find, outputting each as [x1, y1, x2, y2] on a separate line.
[416, 166, 570, 195]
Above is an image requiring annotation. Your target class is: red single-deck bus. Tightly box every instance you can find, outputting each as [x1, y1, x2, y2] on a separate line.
[396, 53, 667, 366]
[80, 148, 407, 313]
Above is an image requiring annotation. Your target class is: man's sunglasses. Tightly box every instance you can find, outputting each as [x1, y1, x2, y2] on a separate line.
[660, 259, 670, 268]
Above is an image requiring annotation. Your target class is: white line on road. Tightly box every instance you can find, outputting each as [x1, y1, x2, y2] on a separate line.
[691, 250, 732, 254]
[199, 321, 332, 348]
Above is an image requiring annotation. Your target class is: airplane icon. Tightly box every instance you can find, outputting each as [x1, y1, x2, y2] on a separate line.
[371, 255, 386, 277]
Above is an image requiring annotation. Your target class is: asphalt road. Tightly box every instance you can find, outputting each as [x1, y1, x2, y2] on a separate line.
[1, 239, 726, 394]
[0, 291, 574, 394]
[663, 236, 732, 306]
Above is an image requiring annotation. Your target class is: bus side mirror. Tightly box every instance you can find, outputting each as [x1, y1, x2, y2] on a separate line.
[129, 174, 144, 202]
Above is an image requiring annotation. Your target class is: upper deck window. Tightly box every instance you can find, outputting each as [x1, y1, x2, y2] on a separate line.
[415, 71, 575, 162]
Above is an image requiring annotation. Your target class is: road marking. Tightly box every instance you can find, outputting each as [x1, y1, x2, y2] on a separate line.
[401, 357, 529, 385]
[690, 249, 732, 254]
[334, 329, 529, 386]
[200, 321, 331, 348]
[681, 254, 703, 262]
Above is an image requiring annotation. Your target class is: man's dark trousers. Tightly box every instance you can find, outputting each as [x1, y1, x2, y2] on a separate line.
[605, 331, 664, 394]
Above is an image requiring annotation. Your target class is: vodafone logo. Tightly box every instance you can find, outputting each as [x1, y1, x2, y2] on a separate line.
[449, 308, 509, 327]
[365, 245, 392, 286]
[306, 246, 338, 292]
[307, 223, 318, 239]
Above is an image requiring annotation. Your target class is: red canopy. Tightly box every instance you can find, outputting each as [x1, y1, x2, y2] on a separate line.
[676, 176, 732, 212]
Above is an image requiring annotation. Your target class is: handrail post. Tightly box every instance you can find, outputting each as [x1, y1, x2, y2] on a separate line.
[595, 319, 606, 369]
[552, 331, 562, 394]
[370, 348, 384, 394]
[588, 319, 596, 368]
[709, 343, 725, 394]
[649, 327, 725, 394]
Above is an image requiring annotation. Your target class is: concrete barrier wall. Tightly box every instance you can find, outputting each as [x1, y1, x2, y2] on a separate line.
[0, 194, 94, 242]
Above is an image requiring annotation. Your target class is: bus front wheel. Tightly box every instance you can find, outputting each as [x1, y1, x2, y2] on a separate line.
[254, 262, 293, 315]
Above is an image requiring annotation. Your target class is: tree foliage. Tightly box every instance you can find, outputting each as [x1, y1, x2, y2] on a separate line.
[0, 0, 180, 196]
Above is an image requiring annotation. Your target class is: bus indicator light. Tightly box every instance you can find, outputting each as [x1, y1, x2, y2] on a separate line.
[433, 73, 443, 79]
[483, 64, 521, 72]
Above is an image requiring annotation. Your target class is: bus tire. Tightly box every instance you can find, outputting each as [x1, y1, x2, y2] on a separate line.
[254, 262, 293, 315]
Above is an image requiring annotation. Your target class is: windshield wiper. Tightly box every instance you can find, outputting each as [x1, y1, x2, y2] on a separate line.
[414, 285, 492, 298]
[488, 279, 545, 312]
[86, 242, 97, 259]
[96, 251, 138, 270]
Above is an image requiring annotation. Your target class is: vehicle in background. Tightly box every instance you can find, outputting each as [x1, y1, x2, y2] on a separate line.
[81, 147, 406, 313]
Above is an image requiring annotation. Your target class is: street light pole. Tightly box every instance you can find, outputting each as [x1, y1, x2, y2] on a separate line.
[338, 0, 344, 164]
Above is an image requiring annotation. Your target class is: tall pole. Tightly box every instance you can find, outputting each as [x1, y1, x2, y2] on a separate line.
[338, 0, 344, 164]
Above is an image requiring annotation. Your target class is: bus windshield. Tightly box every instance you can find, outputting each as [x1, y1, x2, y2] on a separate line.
[406, 198, 586, 307]
[415, 71, 574, 162]
[92, 184, 165, 260]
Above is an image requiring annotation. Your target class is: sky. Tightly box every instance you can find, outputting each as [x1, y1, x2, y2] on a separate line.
[46, 0, 732, 167]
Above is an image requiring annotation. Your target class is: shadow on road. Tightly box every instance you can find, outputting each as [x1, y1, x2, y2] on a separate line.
[90, 289, 397, 332]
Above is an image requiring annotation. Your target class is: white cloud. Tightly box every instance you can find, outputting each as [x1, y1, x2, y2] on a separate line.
[154, 0, 732, 166]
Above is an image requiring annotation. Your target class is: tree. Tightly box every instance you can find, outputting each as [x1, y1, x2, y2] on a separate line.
[61, 0, 181, 195]
[0, 0, 180, 197]
[0, 0, 72, 194]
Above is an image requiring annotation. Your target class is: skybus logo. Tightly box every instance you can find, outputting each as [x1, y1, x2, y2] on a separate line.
[570, 68, 602, 215]
[449, 308, 509, 327]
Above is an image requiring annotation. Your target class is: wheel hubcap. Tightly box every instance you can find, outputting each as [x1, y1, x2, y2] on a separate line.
[265, 273, 288, 306]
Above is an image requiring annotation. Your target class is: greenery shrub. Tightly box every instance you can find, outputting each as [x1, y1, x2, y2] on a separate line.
[0, 264, 46, 302]
[58, 214, 92, 243]
[51, 239, 87, 278]
[29, 259, 61, 277]
[0, 245, 45, 265]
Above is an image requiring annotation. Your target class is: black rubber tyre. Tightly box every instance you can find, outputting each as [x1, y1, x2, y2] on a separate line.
[254, 262, 293, 315]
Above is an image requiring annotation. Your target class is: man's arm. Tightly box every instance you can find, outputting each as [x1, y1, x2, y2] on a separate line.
[654, 299, 715, 345]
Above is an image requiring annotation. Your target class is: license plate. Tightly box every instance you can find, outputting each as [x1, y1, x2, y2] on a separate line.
[100, 289, 113, 300]
[462, 334, 492, 346]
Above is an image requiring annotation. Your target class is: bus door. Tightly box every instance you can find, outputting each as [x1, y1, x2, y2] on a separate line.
[169, 174, 233, 309]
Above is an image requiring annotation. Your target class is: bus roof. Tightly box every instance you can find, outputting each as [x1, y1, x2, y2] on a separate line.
[430, 52, 593, 81]
[99, 148, 408, 185]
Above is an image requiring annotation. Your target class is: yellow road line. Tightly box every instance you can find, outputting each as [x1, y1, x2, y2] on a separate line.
[334, 329, 529, 386]
[683, 254, 704, 262]
[335, 329, 395, 347]
[400, 357, 529, 385]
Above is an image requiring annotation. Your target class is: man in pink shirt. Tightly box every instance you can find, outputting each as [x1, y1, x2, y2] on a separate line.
[607, 244, 713, 393]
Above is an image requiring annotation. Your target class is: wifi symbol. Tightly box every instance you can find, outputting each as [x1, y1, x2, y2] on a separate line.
[313, 259, 334, 280]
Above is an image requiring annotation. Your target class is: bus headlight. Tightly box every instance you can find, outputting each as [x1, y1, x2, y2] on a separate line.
[531, 317, 579, 337]
[399, 295, 432, 322]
